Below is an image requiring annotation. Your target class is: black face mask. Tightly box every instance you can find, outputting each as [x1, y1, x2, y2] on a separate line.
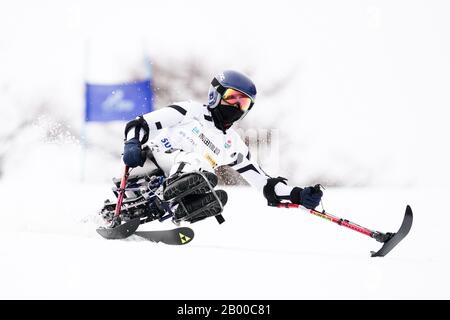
[211, 104, 244, 133]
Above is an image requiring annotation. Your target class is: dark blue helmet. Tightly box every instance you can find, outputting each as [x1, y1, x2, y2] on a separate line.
[207, 70, 257, 132]
[208, 70, 257, 108]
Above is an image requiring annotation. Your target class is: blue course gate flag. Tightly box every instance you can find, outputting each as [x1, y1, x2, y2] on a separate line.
[85, 79, 153, 122]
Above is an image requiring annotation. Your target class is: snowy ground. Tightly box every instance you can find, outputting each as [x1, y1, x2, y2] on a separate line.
[0, 182, 448, 300]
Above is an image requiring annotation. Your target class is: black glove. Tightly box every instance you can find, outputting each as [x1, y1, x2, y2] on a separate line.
[124, 116, 149, 144]
[123, 138, 145, 168]
[290, 185, 323, 209]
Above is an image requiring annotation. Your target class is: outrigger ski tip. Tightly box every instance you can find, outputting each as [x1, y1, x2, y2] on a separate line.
[371, 205, 413, 257]
[96, 218, 141, 240]
[276, 201, 413, 257]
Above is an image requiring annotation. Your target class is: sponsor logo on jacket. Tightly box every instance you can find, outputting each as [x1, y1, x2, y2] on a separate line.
[198, 133, 220, 155]
[204, 153, 217, 168]
[192, 127, 220, 155]
[161, 138, 172, 149]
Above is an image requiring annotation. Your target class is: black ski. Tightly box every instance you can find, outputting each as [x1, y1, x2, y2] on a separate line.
[371, 205, 413, 257]
[96, 218, 141, 240]
[135, 227, 194, 245]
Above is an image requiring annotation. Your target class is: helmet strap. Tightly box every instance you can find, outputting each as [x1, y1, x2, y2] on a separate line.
[211, 77, 227, 96]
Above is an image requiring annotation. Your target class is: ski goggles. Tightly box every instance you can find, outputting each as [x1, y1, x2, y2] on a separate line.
[221, 88, 253, 113]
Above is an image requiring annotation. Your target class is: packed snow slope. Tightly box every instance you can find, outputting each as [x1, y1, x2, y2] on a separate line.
[0, 181, 448, 300]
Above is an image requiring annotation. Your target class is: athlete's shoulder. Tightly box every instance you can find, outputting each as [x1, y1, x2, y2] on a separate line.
[169, 100, 205, 118]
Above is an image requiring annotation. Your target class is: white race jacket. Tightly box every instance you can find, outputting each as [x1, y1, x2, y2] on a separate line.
[136, 101, 293, 197]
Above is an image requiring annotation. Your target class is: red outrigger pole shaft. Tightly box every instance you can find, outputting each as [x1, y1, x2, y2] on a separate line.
[277, 203, 377, 239]
[113, 165, 130, 219]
